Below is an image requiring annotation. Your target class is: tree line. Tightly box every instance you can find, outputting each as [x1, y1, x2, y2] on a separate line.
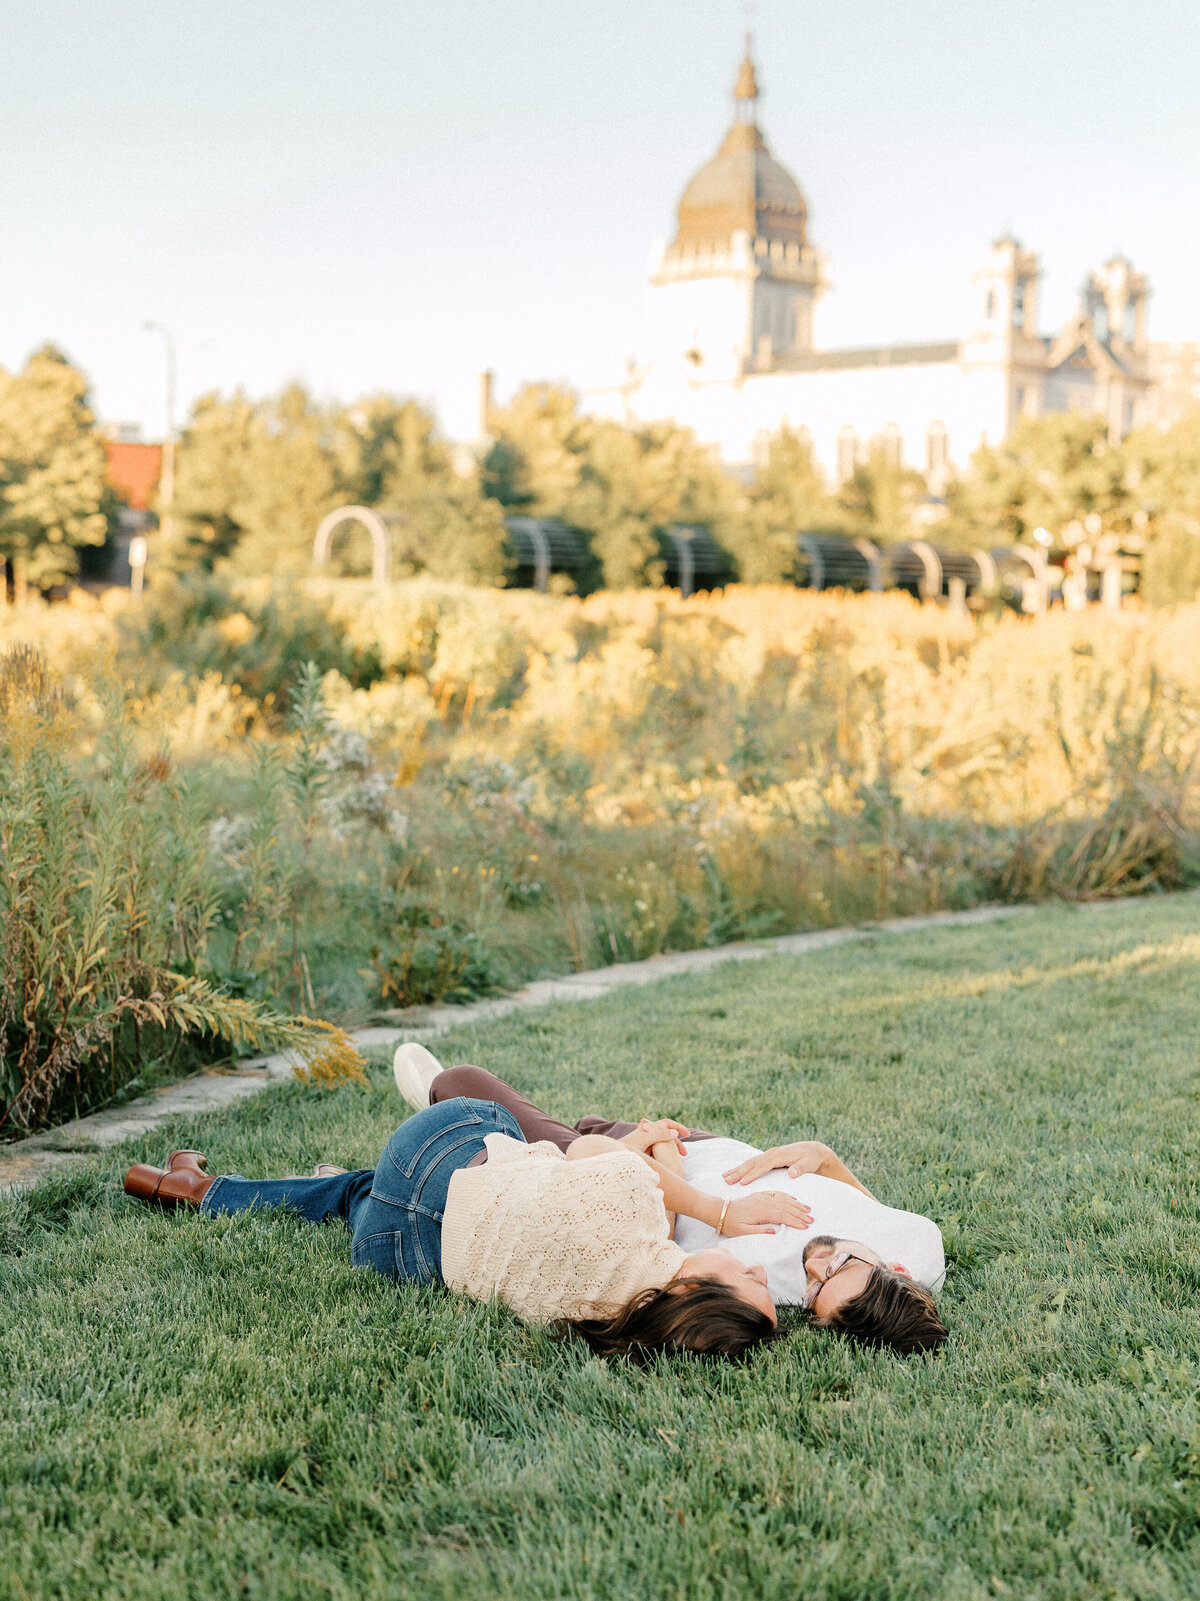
[3, 344, 1199, 603]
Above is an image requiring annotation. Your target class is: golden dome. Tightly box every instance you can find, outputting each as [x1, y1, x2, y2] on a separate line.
[671, 54, 807, 252]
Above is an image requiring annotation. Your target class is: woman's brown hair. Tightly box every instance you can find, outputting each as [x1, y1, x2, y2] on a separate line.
[560, 1278, 780, 1362]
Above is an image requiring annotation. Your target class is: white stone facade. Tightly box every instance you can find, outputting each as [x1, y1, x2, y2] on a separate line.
[587, 53, 1156, 483]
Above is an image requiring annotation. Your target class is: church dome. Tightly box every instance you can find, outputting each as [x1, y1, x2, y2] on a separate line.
[672, 51, 807, 252]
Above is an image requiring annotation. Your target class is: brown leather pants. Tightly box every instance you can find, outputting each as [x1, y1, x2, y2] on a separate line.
[428, 1064, 716, 1158]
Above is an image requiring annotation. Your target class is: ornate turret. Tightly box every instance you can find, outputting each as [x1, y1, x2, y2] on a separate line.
[649, 42, 827, 375]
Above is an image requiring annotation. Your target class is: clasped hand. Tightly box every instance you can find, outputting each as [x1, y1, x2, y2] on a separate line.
[619, 1118, 690, 1156]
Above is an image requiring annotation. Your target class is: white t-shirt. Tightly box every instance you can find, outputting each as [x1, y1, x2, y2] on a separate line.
[674, 1138, 945, 1304]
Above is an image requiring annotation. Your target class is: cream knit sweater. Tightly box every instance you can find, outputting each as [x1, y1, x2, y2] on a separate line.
[441, 1133, 687, 1324]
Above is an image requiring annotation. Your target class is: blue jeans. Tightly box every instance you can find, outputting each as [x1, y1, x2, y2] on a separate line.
[199, 1097, 523, 1284]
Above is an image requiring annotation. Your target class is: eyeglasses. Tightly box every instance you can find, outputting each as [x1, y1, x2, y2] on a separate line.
[803, 1249, 878, 1312]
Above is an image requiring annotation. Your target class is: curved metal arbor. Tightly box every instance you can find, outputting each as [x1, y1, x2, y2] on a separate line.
[993, 545, 1053, 611]
[664, 526, 731, 597]
[936, 548, 987, 598]
[795, 534, 879, 592]
[888, 540, 943, 601]
[309, 501, 1058, 615]
[793, 533, 1038, 607]
[505, 517, 590, 593]
[313, 506, 391, 586]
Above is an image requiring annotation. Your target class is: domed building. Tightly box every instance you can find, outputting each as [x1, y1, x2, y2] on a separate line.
[589, 44, 1155, 487]
[648, 45, 827, 379]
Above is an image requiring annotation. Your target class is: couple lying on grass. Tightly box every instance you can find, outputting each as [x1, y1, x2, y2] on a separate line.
[124, 1046, 948, 1360]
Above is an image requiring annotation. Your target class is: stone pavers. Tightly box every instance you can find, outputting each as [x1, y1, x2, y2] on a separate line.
[0, 902, 1035, 1194]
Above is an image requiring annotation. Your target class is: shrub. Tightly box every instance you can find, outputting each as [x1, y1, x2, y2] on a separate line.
[1000, 663, 1200, 899]
[123, 574, 383, 711]
[371, 911, 502, 1008]
[0, 646, 365, 1133]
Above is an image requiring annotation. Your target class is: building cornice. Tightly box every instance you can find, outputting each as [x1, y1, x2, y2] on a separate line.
[767, 341, 959, 374]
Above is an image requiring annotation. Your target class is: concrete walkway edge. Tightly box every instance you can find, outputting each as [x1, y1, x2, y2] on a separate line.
[0, 901, 1042, 1194]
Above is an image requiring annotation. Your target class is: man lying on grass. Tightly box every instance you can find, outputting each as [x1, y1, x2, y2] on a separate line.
[124, 1084, 809, 1363]
[391, 1047, 948, 1357]
[124, 1045, 946, 1362]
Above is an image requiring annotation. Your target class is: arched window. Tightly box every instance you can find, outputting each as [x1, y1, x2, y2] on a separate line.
[836, 427, 858, 483]
[793, 298, 810, 349]
[925, 422, 949, 476]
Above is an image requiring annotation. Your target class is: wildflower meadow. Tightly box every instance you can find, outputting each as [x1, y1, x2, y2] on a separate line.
[2, 576, 1196, 1132]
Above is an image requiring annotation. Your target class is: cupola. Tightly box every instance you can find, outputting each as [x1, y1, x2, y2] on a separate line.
[671, 46, 808, 253]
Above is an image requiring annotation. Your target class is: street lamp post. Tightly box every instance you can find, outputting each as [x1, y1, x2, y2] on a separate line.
[143, 321, 177, 554]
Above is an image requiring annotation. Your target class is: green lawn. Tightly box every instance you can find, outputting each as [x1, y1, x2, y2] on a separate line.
[2, 896, 1198, 1601]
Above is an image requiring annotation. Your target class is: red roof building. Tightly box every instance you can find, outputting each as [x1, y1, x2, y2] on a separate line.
[104, 440, 162, 511]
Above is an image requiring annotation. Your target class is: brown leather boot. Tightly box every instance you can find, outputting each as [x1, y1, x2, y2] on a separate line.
[124, 1152, 214, 1210]
[166, 1150, 208, 1173]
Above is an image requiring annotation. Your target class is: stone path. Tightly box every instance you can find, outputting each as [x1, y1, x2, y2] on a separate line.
[0, 902, 1034, 1194]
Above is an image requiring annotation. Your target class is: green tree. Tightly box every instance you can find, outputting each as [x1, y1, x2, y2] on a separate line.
[481, 384, 589, 514]
[171, 384, 336, 576]
[737, 426, 839, 582]
[1123, 411, 1200, 605]
[836, 443, 926, 543]
[333, 396, 508, 585]
[230, 385, 337, 577]
[483, 385, 740, 588]
[0, 345, 110, 594]
[166, 390, 256, 570]
[172, 386, 507, 585]
[945, 413, 1132, 547]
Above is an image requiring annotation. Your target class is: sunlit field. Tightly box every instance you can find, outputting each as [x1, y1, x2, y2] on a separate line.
[2, 895, 1198, 1600]
[2, 578, 1197, 1131]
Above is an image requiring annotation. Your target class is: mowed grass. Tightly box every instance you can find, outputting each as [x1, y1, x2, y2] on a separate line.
[2, 897, 1198, 1601]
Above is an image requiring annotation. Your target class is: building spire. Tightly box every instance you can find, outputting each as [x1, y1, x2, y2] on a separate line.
[734, 1, 759, 120]
[734, 35, 759, 121]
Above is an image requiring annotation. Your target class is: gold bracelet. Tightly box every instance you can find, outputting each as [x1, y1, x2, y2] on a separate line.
[717, 1198, 731, 1236]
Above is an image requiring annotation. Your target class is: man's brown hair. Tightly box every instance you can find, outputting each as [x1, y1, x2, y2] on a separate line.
[813, 1266, 948, 1356]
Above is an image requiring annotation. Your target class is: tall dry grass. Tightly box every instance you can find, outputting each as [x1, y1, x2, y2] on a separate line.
[0, 642, 368, 1133]
[2, 579, 1196, 1125]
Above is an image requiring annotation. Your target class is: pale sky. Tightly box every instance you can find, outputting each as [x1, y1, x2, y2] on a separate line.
[2, 0, 1197, 442]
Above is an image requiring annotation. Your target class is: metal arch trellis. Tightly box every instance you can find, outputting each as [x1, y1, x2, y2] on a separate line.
[797, 534, 826, 591]
[527, 520, 551, 594]
[312, 506, 391, 586]
[1005, 544, 1052, 612]
[308, 502, 1081, 616]
[666, 528, 697, 598]
[971, 548, 999, 592]
[853, 537, 883, 592]
[907, 539, 943, 600]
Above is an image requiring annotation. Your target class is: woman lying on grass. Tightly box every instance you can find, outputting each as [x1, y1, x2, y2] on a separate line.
[388, 1047, 949, 1357]
[124, 1088, 809, 1361]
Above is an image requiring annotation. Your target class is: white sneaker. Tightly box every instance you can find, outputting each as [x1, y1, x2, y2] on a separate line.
[392, 1041, 445, 1112]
